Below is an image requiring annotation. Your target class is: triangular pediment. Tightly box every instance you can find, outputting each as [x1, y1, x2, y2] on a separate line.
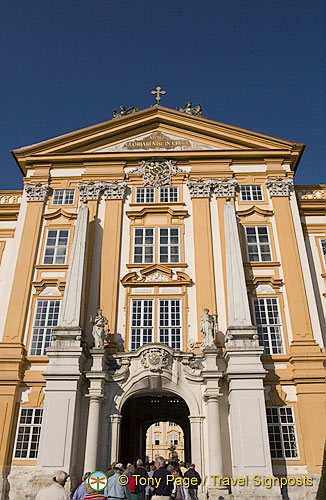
[12, 105, 304, 173]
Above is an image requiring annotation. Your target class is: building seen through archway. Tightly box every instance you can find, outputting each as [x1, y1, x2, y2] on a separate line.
[146, 421, 184, 463]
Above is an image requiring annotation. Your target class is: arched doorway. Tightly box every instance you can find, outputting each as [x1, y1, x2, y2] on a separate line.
[119, 393, 190, 465]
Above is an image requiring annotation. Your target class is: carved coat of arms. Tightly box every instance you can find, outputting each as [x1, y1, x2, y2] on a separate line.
[140, 348, 170, 372]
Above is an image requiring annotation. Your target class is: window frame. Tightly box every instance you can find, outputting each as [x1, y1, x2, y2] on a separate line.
[158, 298, 182, 350]
[13, 407, 43, 460]
[42, 228, 70, 265]
[130, 299, 155, 350]
[159, 186, 179, 203]
[159, 227, 180, 264]
[135, 187, 155, 204]
[132, 227, 155, 264]
[266, 406, 300, 460]
[252, 296, 285, 355]
[29, 299, 61, 356]
[52, 189, 75, 206]
[245, 225, 272, 262]
[240, 184, 264, 202]
[320, 239, 326, 268]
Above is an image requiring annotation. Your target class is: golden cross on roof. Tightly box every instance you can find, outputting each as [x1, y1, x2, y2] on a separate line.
[151, 86, 166, 105]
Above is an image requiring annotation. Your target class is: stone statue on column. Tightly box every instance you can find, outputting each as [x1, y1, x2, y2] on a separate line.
[200, 308, 216, 349]
[90, 308, 109, 348]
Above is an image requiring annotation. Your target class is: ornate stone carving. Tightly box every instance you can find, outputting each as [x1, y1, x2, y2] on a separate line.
[132, 159, 181, 188]
[140, 348, 170, 372]
[265, 177, 293, 196]
[212, 179, 238, 197]
[144, 271, 169, 282]
[187, 179, 212, 197]
[90, 308, 109, 348]
[177, 102, 203, 117]
[112, 105, 139, 118]
[25, 183, 50, 202]
[200, 308, 217, 349]
[78, 182, 102, 201]
[102, 181, 128, 200]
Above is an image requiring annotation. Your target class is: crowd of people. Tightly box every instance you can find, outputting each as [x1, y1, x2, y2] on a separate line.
[35, 457, 202, 500]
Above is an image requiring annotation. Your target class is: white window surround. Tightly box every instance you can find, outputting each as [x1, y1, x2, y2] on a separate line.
[133, 228, 155, 264]
[245, 225, 272, 262]
[266, 406, 299, 460]
[132, 227, 181, 264]
[29, 300, 61, 356]
[13, 407, 43, 459]
[159, 186, 179, 203]
[240, 184, 264, 202]
[159, 227, 180, 263]
[252, 297, 285, 355]
[52, 189, 75, 205]
[136, 187, 155, 203]
[129, 298, 182, 351]
[42, 229, 70, 265]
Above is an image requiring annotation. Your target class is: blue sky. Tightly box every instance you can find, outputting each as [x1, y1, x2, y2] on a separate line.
[1, 0, 325, 189]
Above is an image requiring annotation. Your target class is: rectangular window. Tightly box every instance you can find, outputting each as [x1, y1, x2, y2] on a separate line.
[52, 189, 75, 205]
[43, 229, 69, 265]
[159, 187, 179, 203]
[240, 185, 263, 201]
[159, 299, 181, 350]
[155, 422, 160, 426]
[133, 228, 154, 264]
[154, 433, 160, 445]
[13, 408, 43, 459]
[245, 226, 272, 262]
[30, 300, 61, 356]
[159, 228, 180, 263]
[169, 422, 177, 426]
[136, 187, 155, 203]
[266, 407, 299, 459]
[253, 297, 284, 354]
[320, 239, 326, 266]
[130, 299, 154, 350]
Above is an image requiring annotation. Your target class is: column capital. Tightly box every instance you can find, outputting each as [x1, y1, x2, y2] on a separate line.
[24, 182, 50, 201]
[265, 177, 293, 196]
[109, 413, 122, 423]
[212, 178, 238, 197]
[78, 181, 102, 201]
[187, 179, 212, 197]
[188, 415, 205, 424]
[102, 181, 128, 200]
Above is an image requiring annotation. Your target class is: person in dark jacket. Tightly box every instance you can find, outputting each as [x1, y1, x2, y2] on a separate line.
[184, 464, 201, 500]
[135, 459, 148, 500]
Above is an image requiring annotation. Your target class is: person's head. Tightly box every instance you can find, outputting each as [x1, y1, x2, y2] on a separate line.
[172, 467, 182, 478]
[155, 456, 165, 469]
[136, 459, 143, 467]
[53, 470, 69, 486]
[125, 464, 135, 475]
[150, 464, 156, 471]
[114, 463, 124, 474]
[179, 462, 185, 467]
[83, 472, 91, 482]
[167, 464, 174, 473]
[84, 482, 95, 495]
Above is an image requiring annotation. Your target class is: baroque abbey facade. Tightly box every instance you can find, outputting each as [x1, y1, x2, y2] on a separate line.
[0, 105, 325, 499]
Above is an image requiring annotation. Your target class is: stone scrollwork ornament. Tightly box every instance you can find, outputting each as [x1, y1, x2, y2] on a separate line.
[265, 177, 293, 196]
[187, 179, 212, 198]
[25, 183, 50, 202]
[177, 102, 203, 117]
[112, 105, 139, 118]
[78, 181, 102, 202]
[140, 348, 170, 372]
[212, 178, 238, 198]
[102, 181, 128, 200]
[90, 308, 109, 348]
[133, 159, 180, 187]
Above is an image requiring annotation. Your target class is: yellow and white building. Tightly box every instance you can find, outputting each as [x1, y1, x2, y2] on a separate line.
[0, 104, 325, 499]
[146, 421, 184, 462]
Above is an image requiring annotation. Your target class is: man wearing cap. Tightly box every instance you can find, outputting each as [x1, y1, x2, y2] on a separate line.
[35, 470, 70, 499]
[103, 463, 131, 500]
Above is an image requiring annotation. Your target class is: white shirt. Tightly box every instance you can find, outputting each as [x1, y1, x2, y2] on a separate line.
[35, 482, 70, 500]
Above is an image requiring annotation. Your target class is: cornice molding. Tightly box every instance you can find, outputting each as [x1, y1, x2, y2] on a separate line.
[43, 208, 78, 220]
[126, 206, 188, 220]
[236, 205, 274, 218]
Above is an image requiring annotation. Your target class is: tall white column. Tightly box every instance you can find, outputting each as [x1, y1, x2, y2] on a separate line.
[205, 395, 223, 475]
[109, 414, 122, 463]
[223, 200, 281, 498]
[189, 416, 204, 474]
[84, 396, 103, 472]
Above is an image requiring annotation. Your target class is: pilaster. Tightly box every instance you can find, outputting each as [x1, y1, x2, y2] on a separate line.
[100, 181, 127, 333]
[187, 180, 217, 340]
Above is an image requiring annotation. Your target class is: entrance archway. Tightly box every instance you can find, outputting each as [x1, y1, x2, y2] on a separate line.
[119, 393, 190, 465]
